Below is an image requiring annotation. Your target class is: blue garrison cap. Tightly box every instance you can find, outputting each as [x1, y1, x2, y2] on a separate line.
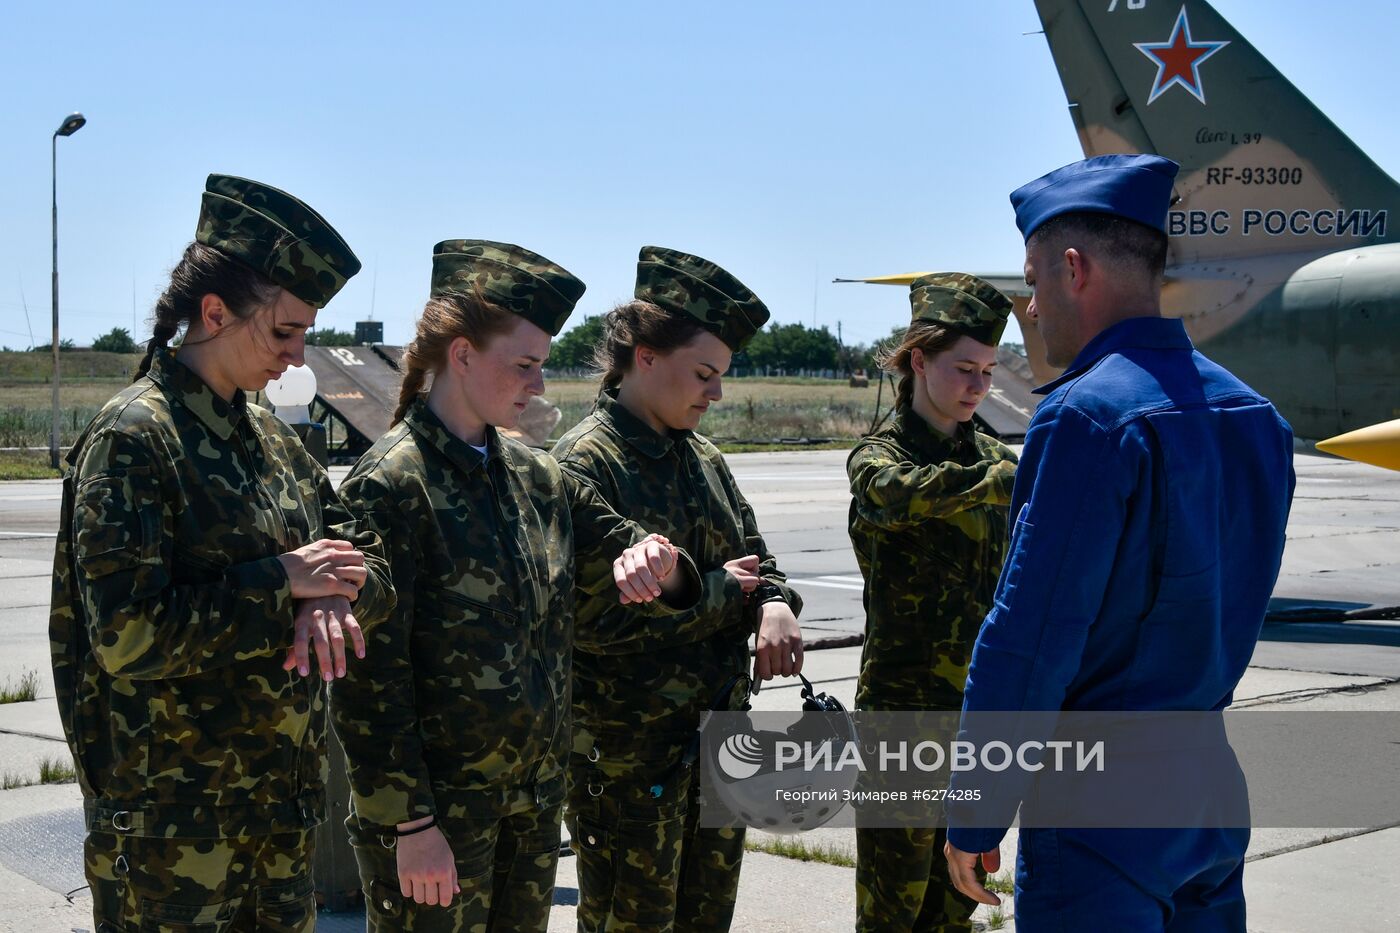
[1011, 154, 1180, 241]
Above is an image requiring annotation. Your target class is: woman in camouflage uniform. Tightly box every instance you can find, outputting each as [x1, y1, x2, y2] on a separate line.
[50, 174, 396, 932]
[331, 240, 693, 932]
[847, 274, 1018, 933]
[553, 246, 805, 932]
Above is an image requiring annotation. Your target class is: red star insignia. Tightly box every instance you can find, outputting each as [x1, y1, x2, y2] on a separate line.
[1133, 6, 1229, 105]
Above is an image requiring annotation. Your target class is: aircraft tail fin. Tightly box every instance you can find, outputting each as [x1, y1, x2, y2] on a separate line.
[1034, 0, 1400, 261]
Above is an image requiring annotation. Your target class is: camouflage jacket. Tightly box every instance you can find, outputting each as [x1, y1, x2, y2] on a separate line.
[49, 348, 395, 838]
[331, 399, 693, 827]
[551, 390, 802, 751]
[847, 406, 1017, 710]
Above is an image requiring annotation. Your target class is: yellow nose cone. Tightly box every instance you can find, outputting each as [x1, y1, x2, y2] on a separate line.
[1316, 419, 1400, 472]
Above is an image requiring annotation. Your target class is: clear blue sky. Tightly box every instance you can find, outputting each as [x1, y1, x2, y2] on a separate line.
[2, 1, 1396, 352]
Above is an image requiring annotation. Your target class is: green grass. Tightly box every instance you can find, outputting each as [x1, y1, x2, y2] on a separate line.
[38, 756, 77, 784]
[0, 373, 893, 449]
[980, 906, 1009, 930]
[0, 756, 78, 790]
[547, 378, 886, 445]
[984, 872, 1015, 895]
[0, 352, 140, 448]
[0, 669, 40, 704]
[0, 403, 114, 449]
[744, 834, 856, 867]
[0, 454, 62, 481]
[0, 351, 143, 382]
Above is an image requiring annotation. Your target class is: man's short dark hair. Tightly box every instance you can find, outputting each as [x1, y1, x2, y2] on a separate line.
[1029, 212, 1169, 279]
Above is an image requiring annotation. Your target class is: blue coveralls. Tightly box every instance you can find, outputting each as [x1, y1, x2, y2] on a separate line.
[947, 317, 1295, 931]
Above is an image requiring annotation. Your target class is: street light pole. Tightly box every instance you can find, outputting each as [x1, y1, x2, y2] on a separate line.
[50, 112, 86, 470]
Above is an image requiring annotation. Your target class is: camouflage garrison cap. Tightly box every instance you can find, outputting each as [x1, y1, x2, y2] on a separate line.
[909, 273, 1012, 347]
[431, 240, 585, 337]
[196, 174, 360, 308]
[635, 246, 770, 351]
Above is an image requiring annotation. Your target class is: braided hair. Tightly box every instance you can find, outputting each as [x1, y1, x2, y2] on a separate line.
[135, 243, 280, 379]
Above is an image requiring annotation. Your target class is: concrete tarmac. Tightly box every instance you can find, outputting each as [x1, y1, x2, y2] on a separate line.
[0, 449, 1397, 931]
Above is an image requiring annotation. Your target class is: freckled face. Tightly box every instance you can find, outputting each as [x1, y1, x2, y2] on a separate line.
[453, 316, 551, 430]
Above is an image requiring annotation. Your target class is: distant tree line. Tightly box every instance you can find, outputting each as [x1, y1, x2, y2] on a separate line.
[26, 327, 138, 353]
[28, 339, 78, 352]
[304, 327, 359, 346]
[23, 324, 1027, 371]
[547, 317, 914, 376]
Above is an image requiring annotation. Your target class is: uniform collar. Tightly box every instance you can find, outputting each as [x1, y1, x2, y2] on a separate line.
[403, 396, 500, 476]
[147, 347, 248, 441]
[891, 404, 977, 462]
[1034, 316, 1193, 395]
[595, 388, 687, 460]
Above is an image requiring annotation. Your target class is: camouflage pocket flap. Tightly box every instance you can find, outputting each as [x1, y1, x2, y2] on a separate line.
[74, 470, 161, 574]
[573, 818, 610, 853]
[368, 877, 404, 918]
[258, 872, 313, 906]
[138, 893, 236, 930]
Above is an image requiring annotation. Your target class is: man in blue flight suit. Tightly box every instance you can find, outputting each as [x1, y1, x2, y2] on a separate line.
[942, 154, 1296, 931]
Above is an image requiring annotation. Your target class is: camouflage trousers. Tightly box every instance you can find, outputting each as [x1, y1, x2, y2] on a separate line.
[567, 747, 744, 933]
[350, 803, 562, 932]
[855, 826, 981, 933]
[83, 828, 314, 932]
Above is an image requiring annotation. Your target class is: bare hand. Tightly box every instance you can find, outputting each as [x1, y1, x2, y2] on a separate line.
[615, 534, 679, 605]
[282, 596, 365, 681]
[754, 601, 803, 680]
[396, 820, 459, 907]
[723, 554, 762, 594]
[944, 840, 1001, 907]
[277, 538, 366, 600]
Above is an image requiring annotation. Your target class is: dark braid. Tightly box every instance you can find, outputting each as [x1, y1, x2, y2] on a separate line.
[135, 242, 280, 380]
